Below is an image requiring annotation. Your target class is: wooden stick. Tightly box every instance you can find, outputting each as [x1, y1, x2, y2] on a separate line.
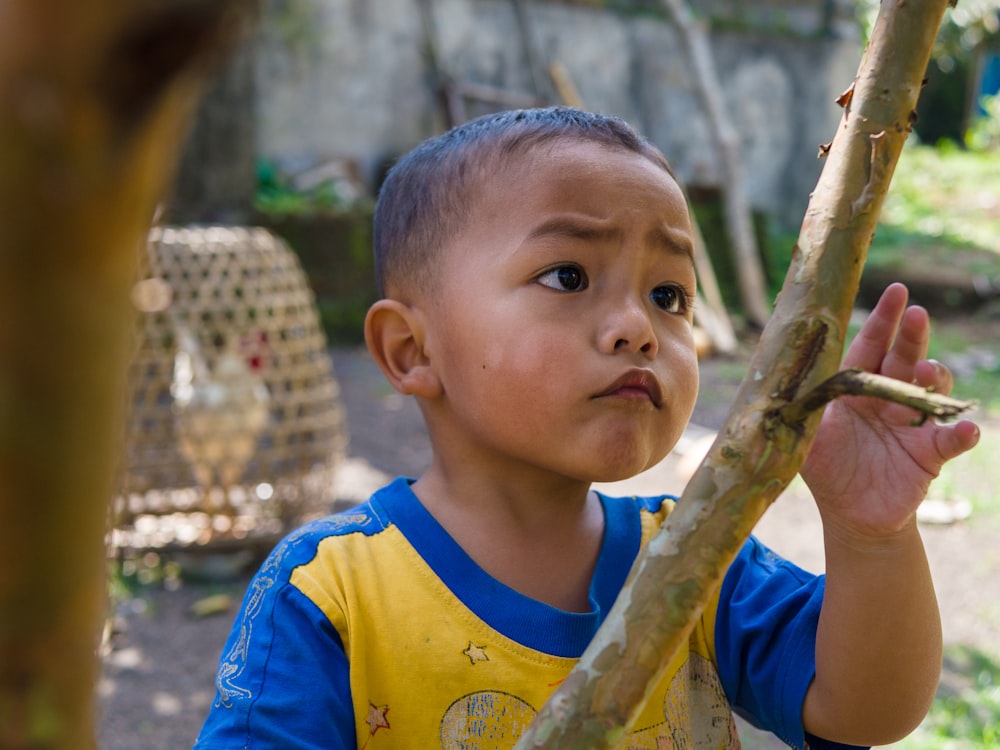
[514, 1, 953, 746]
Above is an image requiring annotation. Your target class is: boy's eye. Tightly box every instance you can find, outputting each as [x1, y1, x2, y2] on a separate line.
[537, 265, 588, 292]
[650, 284, 691, 314]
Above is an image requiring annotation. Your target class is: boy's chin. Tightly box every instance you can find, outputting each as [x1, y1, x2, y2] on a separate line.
[585, 454, 671, 485]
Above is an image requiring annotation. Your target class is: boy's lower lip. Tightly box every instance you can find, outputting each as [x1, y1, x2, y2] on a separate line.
[599, 387, 658, 405]
[595, 369, 664, 407]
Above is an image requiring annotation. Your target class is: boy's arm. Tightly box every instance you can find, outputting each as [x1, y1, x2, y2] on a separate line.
[194, 577, 356, 750]
[798, 283, 980, 746]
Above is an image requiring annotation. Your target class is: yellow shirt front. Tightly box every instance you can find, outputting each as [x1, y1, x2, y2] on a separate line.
[289, 480, 738, 749]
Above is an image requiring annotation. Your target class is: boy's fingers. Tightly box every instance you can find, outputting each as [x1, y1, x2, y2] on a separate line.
[843, 283, 908, 372]
[936, 420, 981, 463]
[914, 358, 953, 396]
[878, 305, 930, 382]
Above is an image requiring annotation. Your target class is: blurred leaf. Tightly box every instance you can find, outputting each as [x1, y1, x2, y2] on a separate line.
[188, 593, 235, 618]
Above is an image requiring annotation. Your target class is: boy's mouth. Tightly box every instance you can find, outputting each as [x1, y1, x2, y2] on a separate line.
[595, 369, 664, 407]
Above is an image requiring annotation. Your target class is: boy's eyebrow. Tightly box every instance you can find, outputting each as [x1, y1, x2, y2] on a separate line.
[525, 217, 619, 244]
[525, 217, 695, 263]
[649, 226, 696, 265]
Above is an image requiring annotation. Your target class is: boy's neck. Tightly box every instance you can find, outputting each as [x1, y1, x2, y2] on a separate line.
[411, 467, 605, 613]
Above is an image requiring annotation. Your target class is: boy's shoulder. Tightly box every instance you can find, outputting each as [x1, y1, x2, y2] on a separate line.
[257, 478, 410, 575]
[289, 501, 386, 543]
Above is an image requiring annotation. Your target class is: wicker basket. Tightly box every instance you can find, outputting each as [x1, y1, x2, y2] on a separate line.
[113, 225, 347, 551]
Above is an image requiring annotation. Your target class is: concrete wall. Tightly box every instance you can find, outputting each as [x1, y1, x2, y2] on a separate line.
[254, 0, 861, 226]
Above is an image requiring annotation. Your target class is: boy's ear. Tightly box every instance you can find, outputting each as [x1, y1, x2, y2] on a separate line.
[364, 299, 442, 399]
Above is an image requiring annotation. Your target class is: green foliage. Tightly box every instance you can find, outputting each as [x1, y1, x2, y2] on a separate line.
[935, 1, 1000, 60]
[542, 0, 665, 11]
[265, 0, 323, 60]
[929, 408, 1000, 517]
[894, 645, 1000, 749]
[857, 0, 1000, 52]
[690, 194, 775, 315]
[254, 203, 377, 345]
[254, 159, 353, 216]
[766, 140, 1000, 413]
[542, 1, 846, 34]
[878, 140, 1000, 261]
[967, 94, 1000, 152]
[316, 299, 369, 345]
[867, 143, 1000, 413]
[858, 0, 1000, 143]
[108, 552, 182, 600]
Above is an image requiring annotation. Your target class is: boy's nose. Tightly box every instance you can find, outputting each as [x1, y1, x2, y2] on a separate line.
[599, 298, 658, 358]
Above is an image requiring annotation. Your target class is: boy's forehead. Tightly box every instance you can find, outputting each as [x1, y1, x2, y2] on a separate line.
[478, 138, 683, 210]
[456, 139, 694, 257]
[476, 139, 679, 202]
[492, 136, 669, 171]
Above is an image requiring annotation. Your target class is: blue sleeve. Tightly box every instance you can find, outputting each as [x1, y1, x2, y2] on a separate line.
[716, 536, 868, 750]
[193, 570, 356, 749]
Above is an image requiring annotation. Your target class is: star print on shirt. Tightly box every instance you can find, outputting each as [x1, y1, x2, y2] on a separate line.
[463, 641, 489, 665]
[366, 702, 390, 735]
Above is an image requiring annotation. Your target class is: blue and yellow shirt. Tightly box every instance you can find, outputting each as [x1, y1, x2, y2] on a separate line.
[195, 477, 861, 750]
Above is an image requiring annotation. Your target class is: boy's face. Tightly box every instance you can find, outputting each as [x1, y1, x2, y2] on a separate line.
[420, 140, 699, 484]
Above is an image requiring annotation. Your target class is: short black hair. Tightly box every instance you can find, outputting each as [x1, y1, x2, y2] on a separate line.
[373, 106, 674, 297]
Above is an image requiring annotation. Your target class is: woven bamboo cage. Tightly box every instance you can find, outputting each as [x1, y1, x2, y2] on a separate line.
[112, 225, 347, 551]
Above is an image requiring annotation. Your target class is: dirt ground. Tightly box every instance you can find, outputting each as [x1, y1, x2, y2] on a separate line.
[99, 341, 1000, 750]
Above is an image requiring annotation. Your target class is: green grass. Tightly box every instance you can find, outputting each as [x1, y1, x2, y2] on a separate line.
[844, 319, 998, 416]
[873, 142, 1000, 416]
[836, 145, 1000, 750]
[931, 414, 1000, 520]
[926, 318, 1000, 415]
[809, 138, 1000, 276]
[889, 645, 1000, 750]
[765, 138, 1000, 281]
[879, 141, 1000, 258]
[768, 139, 1000, 414]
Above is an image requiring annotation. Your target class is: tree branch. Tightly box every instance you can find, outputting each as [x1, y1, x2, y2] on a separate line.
[514, 1, 954, 747]
[774, 369, 976, 429]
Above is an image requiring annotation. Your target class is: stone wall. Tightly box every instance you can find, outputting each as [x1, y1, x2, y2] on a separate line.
[254, 0, 862, 226]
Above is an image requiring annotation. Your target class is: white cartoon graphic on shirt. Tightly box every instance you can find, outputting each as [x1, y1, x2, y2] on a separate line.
[214, 513, 375, 708]
[440, 691, 536, 749]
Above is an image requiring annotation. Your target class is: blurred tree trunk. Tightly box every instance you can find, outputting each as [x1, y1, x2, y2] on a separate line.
[514, 0, 953, 747]
[0, 1, 255, 747]
[660, 0, 772, 328]
[168, 30, 257, 223]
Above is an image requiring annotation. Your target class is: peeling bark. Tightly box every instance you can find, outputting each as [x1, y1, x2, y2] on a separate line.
[0, 1, 255, 747]
[514, 1, 954, 747]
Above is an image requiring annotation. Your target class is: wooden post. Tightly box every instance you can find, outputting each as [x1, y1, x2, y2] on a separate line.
[0, 1, 255, 746]
[660, 0, 773, 328]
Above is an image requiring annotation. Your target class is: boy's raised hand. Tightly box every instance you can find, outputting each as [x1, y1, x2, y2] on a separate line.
[801, 283, 980, 538]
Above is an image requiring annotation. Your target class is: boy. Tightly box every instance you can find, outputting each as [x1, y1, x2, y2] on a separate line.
[194, 108, 980, 749]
